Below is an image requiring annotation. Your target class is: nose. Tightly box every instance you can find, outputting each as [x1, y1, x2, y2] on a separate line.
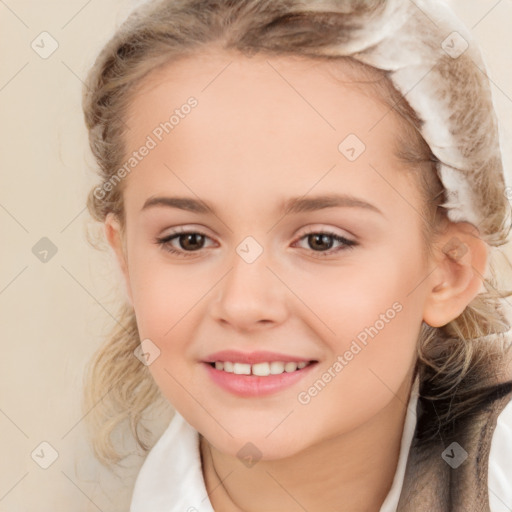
[209, 247, 289, 332]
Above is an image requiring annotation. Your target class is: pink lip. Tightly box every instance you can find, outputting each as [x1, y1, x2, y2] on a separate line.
[203, 350, 313, 365]
[202, 360, 318, 398]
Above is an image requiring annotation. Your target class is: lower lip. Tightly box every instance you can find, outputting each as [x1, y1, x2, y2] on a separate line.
[203, 362, 317, 397]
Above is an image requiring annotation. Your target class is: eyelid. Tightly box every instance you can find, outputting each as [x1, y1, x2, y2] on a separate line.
[157, 223, 354, 240]
[296, 224, 356, 241]
[158, 224, 215, 237]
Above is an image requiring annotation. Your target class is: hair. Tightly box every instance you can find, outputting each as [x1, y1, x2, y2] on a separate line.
[82, 0, 512, 466]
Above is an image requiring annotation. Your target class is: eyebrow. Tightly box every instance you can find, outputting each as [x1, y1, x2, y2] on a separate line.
[141, 194, 384, 217]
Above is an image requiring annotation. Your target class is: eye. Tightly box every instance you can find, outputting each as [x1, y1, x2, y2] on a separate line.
[155, 229, 216, 257]
[155, 228, 358, 258]
[293, 229, 357, 256]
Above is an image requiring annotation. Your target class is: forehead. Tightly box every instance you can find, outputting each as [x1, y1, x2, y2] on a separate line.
[124, 50, 403, 157]
[120, 51, 420, 215]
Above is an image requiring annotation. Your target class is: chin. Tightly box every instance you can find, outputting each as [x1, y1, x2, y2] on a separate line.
[196, 415, 317, 461]
[214, 433, 307, 462]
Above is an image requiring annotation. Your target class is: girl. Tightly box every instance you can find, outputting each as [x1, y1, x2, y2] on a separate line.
[82, 1, 512, 510]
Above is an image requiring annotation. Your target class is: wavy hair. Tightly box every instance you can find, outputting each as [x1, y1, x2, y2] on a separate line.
[82, 0, 512, 466]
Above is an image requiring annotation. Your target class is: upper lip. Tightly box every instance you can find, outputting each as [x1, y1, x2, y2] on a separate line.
[203, 350, 315, 364]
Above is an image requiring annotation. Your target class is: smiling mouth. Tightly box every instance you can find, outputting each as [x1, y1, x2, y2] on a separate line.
[208, 360, 316, 376]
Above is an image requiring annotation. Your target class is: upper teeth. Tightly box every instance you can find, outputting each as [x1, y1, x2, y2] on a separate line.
[214, 361, 308, 376]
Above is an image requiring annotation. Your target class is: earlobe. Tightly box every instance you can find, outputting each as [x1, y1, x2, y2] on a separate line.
[104, 213, 133, 305]
[422, 222, 488, 328]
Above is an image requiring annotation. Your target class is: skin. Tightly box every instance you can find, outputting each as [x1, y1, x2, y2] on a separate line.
[105, 51, 488, 511]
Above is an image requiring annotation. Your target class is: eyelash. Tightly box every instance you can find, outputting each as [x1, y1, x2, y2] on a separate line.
[155, 228, 357, 258]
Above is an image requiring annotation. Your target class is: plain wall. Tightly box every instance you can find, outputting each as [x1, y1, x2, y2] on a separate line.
[1, 0, 511, 510]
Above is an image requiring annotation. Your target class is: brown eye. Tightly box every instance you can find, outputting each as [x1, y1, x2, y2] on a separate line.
[155, 230, 215, 257]
[307, 233, 335, 251]
[293, 230, 357, 256]
[178, 233, 205, 251]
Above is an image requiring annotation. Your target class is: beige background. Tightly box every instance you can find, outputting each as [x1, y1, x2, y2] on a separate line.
[1, 1, 512, 510]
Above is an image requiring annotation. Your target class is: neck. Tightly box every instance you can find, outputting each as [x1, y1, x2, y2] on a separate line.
[201, 373, 415, 512]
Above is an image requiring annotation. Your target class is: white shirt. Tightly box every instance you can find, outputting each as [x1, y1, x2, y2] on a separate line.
[130, 376, 512, 512]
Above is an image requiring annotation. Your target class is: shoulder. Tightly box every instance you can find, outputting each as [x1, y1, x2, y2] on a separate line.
[489, 394, 512, 512]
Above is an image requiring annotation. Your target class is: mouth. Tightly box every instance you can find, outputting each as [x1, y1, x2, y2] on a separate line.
[202, 350, 318, 397]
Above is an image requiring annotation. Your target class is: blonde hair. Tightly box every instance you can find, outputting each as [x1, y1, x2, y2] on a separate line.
[82, 0, 512, 466]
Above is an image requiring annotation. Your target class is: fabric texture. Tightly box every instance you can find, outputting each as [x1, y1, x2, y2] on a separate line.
[397, 381, 512, 511]
[130, 375, 512, 511]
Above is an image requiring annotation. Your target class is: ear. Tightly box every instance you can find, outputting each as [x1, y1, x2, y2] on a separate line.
[104, 213, 133, 305]
[422, 221, 488, 328]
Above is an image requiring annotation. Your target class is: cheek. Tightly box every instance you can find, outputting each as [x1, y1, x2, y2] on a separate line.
[292, 313, 419, 449]
[128, 264, 205, 408]
[290, 269, 424, 446]
[283, 241, 426, 345]
[286, 247, 425, 423]
[126, 240, 208, 337]
[126, 249, 214, 405]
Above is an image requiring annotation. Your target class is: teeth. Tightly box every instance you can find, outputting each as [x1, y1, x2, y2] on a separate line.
[252, 362, 271, 376]
[212, 360, 310, 376]
[233, 363, 251, 375]
[284, 362, 298, 372]
[270, 361, 285, 374]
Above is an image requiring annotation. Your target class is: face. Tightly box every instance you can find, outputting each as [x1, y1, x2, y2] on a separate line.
[113, 51, 434, 459]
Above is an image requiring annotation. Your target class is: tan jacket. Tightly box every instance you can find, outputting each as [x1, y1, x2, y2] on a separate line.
[397, 384, 512, 511]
